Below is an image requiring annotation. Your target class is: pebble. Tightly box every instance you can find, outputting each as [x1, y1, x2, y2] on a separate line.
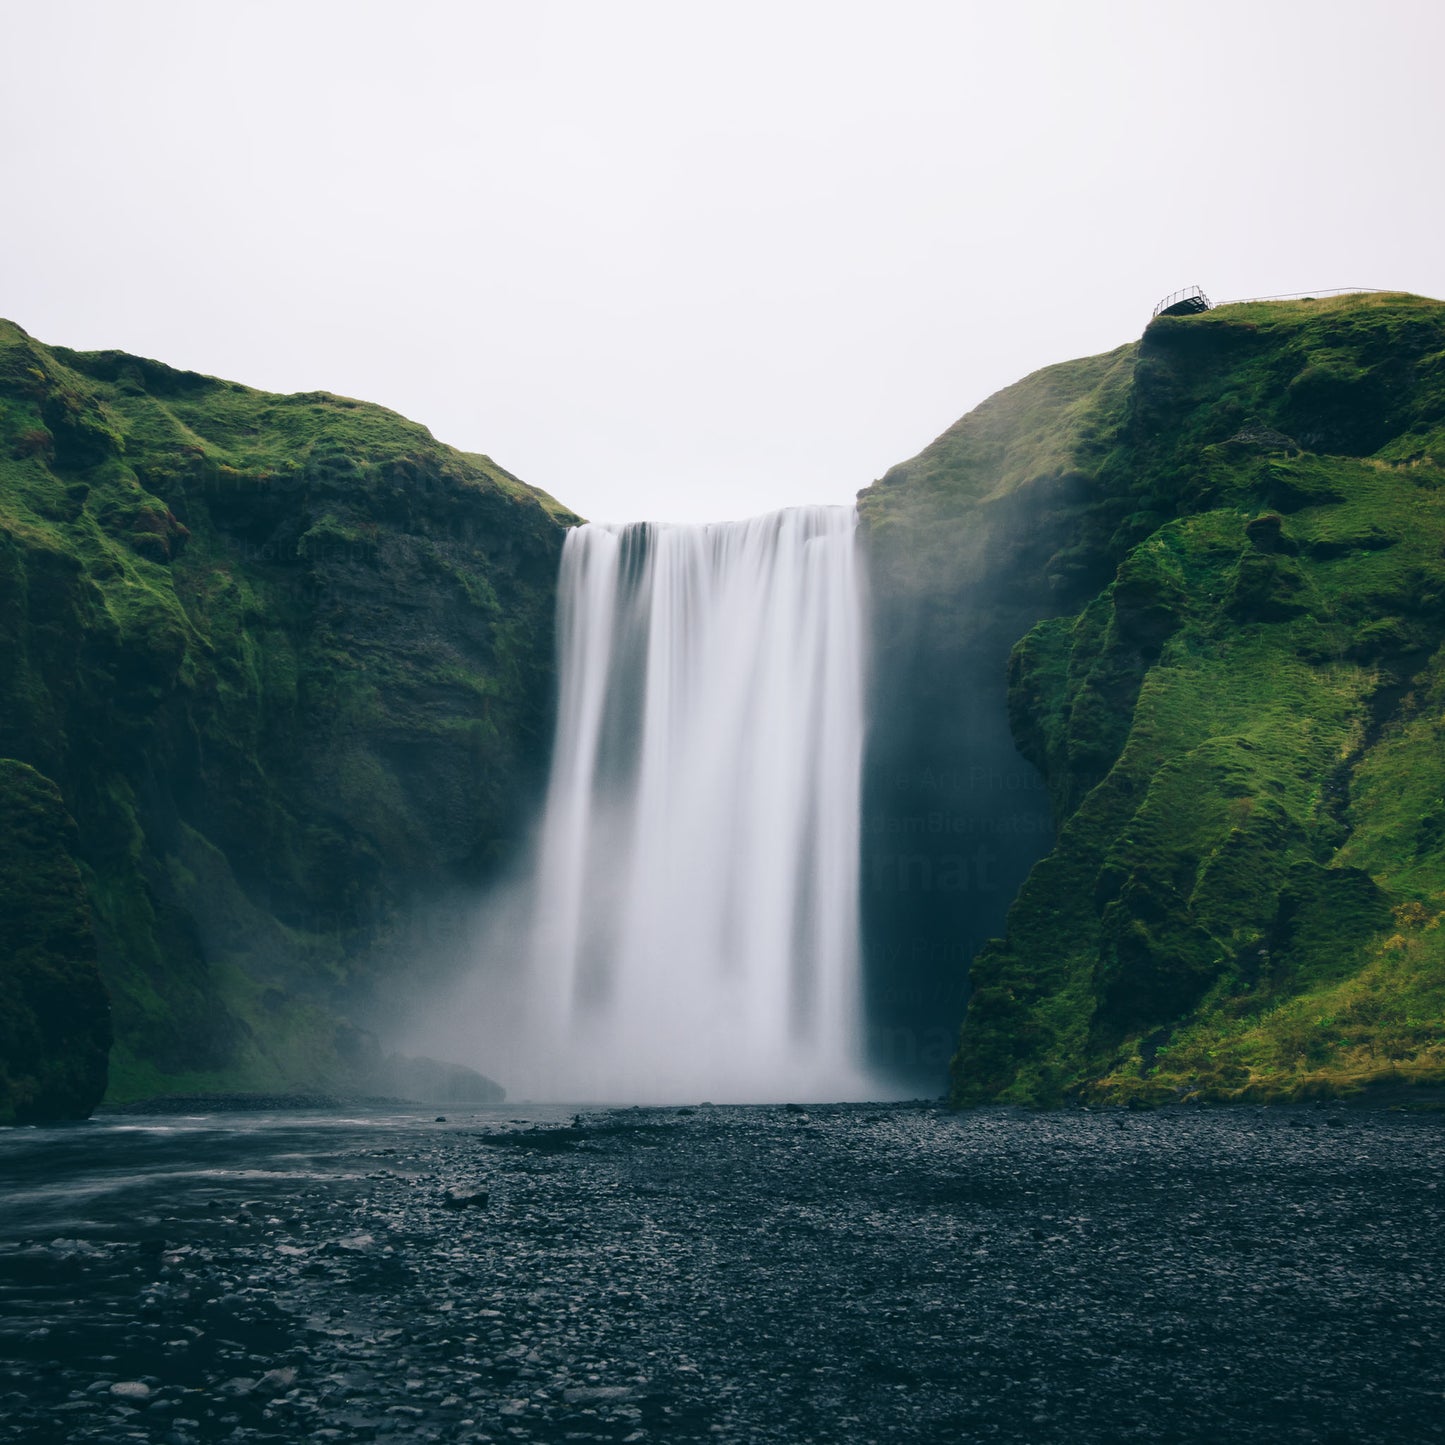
[0, 1103, 1441, 1443]
[563, 1385, 637, 1403]
[441, 1187, 490, 1209]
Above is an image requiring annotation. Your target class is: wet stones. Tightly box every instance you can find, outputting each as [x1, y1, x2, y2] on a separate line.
[441, 1187, 490, 1210]
[1, 1104, 1443, 1443]
[562, 1384, 638, 1404]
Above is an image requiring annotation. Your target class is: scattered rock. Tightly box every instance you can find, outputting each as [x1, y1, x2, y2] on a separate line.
[442, 1187, 490, 1210]
[1225, 426, 1299, 453]
[109, 1381, 152, 1401]
[563, 1385, 637, 1404]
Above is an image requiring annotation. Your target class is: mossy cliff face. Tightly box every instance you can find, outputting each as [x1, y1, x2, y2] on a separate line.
[0, 320, 576, 1110]
[860, 292, 1445, 1104]
[0, 759, 110, 1122]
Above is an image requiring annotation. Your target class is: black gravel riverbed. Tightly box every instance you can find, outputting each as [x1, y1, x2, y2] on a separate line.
[1, 1101, 1442, 1444]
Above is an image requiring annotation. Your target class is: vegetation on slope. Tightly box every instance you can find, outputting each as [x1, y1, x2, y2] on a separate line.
[862, 292, 1445, 1105]
[0, 759, 110, 1122]
[0, 321, 575, 1113]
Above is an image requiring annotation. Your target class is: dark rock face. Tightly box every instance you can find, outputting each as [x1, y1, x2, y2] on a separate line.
[373, 1055, 505, 1106]
[0, 319, 576, 1112]
[0, 760, 110, 1124]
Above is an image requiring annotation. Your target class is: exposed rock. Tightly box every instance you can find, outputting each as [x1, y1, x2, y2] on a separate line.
[375, 1054, 505, 1105]
[562, 1384, 637, 1403]
[1225, 425, 1299, 452]
[441, 1187, 490, 1210]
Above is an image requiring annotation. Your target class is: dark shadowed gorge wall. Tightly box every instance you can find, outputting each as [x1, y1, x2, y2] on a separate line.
[858, 344, 1135, 1089]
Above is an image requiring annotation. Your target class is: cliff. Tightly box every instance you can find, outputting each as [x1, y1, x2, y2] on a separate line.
[0, 320, 575, 1120]
[9, 292, 1443, 1121]
[860, 291, 1445, 1104]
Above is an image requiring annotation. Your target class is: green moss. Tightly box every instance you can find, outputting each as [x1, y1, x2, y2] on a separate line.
[0, 759, 111, 1123]
[0, 318, 576, 1113]
[861, 291, 1445, 1106]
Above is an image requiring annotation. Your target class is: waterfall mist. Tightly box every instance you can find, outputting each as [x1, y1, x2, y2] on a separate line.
[423, 506, 879, 1102]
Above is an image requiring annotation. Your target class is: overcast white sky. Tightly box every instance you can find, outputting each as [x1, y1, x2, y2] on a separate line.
[4, 1, 1442, 523]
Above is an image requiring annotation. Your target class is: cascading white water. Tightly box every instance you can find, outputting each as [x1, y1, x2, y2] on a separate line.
[501, 504, 870, 1102]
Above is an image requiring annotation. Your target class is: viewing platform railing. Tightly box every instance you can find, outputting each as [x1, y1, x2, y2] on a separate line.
[1151, 285, 1211, 318]
[1214, 287, 1390, 305]
[1151, 286, 1394, 322]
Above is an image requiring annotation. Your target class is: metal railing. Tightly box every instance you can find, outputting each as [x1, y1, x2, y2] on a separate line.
[1151, 285, 1212, 318]
[1215, 287, 1390, 306]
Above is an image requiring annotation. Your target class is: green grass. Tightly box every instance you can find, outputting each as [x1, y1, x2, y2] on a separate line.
[862, 291, 1445, 1106]
[0, 318, 575, 1106]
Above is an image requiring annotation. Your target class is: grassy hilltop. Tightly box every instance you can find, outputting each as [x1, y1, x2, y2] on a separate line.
[861, 291, 1445, 1105]
[0, 321, 575, 1121]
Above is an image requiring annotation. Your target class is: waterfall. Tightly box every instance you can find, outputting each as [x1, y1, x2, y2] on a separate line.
[501, 504, 870, 1102]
